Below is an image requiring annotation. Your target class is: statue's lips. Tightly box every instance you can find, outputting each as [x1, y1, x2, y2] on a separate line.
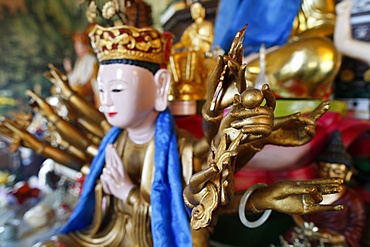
[108, 112, 117, 117]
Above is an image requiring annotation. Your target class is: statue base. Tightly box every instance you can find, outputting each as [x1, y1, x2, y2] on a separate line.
[169, 100, 197, 116]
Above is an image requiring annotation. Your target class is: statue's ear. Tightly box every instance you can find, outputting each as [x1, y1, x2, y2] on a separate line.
[154, 68, 171, 111]
[345, 169, 353, 183]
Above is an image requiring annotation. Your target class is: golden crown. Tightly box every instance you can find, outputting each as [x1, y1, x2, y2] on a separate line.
[89, 24, 171, 65]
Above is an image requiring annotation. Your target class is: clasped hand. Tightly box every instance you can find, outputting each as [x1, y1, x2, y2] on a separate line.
[100, 144, 134, 202]
[219, 84, 275, 144]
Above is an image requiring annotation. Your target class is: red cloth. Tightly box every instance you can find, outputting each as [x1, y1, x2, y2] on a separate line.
[304, 187, 367, 247]
[234, 163, 318, 191]
[174, 115, 204, 139]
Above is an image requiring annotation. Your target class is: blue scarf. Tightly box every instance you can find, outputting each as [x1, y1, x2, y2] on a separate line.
[60, 108, 192, 246]
[213, 0, 301, 56]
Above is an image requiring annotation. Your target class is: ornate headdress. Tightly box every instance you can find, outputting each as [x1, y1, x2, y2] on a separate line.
[83, 0, 172, 66]
[89, 24, 171, 65]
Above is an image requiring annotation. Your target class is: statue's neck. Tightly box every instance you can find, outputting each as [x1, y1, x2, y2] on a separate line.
[194, 17, 204, 25]
[127, 111, 159, 144]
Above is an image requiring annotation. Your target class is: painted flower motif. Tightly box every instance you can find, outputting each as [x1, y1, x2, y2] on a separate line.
[85, 1, 97, 23]
[102, 1, 119, 20]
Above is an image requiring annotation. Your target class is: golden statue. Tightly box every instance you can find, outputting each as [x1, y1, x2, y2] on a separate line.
[0, 115, 85, 172]
[168, 1, 223, 115]
[27, 90, 99, 159]
[244, 0, 341, 99]
[0, 1, 337, 246]
[0, 62, 111, 175]
[171, 1, 214, 53]
[291, 0, 336, 38]
[27, 6, 345, 243]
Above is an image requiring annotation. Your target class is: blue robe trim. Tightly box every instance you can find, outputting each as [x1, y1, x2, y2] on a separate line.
[59, 108, 192, 246]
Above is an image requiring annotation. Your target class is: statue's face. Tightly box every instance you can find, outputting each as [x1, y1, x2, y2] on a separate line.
[318, 162, 348, 179]
[74, 41, 90, 56]
[97, 63, 157, 129]
[190, 3, 205, 20]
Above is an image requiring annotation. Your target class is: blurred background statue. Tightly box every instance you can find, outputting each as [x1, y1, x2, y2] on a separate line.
[63, 29, 99, 106]
[168, 0, 224, 115]
[172, 1, 214, 53]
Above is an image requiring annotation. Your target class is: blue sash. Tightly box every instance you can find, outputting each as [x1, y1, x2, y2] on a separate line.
[60, 108, 192, 246]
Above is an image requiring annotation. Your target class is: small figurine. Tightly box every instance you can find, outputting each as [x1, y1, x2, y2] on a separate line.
[171, 1, 214, 53]
[286, 130, 366, 246]
[168, 0, 222, 115]
[63, 30, 98, 106]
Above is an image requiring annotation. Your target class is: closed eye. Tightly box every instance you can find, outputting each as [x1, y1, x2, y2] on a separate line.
[112, 89, 123, 93]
